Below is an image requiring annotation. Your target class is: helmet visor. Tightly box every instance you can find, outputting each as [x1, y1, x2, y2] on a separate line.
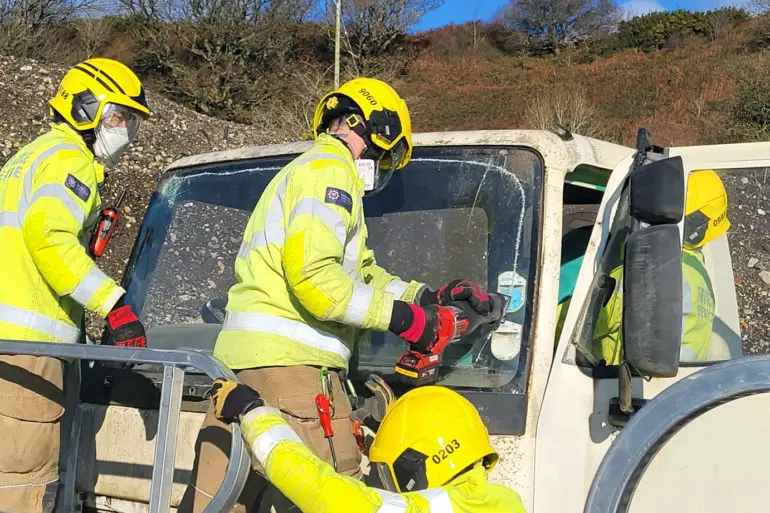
[372, 462, 400, 492]
[100, 103, 143, 142]
[379, 139, 408, 171]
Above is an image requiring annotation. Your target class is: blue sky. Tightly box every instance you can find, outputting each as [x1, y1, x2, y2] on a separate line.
[413, 0, 749, 31]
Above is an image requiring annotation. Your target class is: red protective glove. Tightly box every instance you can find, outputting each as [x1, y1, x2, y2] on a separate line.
[436, 279, 492, 315]
[394, 303, 455, 352]
[105, 305, 147, 348]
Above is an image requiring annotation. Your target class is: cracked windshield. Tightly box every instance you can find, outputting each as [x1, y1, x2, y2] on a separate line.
[129, 146, 541, 390]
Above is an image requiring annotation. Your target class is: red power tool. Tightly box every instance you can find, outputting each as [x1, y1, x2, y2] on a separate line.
[394, 294, 509, 386]
[90, 190, 126, 257]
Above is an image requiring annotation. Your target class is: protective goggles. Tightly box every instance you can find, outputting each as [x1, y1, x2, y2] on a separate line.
[99, 103, 143, 141]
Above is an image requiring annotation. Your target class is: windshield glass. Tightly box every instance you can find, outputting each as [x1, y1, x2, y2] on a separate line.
[124, 146, 543, 392]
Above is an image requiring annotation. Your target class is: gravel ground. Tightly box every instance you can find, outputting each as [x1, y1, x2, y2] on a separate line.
[0, 55, 279, 340]
[141, 200, 250, 329]
[721, 170, 770, 355]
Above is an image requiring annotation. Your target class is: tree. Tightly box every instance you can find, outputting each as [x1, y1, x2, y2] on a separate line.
[338, 0, 443, 60]
[497, 0, 620, 53]
[0, 0, 96, 25]
[115, 0, 314, 23]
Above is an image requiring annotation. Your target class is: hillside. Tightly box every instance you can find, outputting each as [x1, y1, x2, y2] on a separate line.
[398, 17, 769, 148]
[3, 11, 770, 343]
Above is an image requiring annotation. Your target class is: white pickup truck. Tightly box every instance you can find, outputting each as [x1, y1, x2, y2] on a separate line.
[39, 128, 770, 512]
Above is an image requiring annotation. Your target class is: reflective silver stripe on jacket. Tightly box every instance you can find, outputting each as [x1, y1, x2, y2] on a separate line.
[18, 143, 83, 220]
[343, 282, 375, 326]
[374, 490, 408, 513]
[289, 198, 347, 247]
[343, 208, 363, 276]
[0, 211, 21, 229]
[238, 153, 356, 261]
[27, 183, 86, 226]
[243, 407, 303, 465]
[416, 488, 454, 512]
[0, 303, 80, 343]
[385, 280, 410, 300]
[69, 266, 111, 307]
[237, 177, 289, 259]
[222, 312, 352, 361]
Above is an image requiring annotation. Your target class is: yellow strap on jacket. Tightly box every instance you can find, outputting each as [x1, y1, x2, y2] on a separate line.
[215, 134, 423, 370]
[0, 124, 124, 343]
[239, 406, 527, 513]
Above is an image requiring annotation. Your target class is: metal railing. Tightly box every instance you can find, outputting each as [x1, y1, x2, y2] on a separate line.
[584, 354, 770, 513]
[0, 340, 251, 513]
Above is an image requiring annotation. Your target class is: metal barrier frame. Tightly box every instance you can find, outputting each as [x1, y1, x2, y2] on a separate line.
[0, 340, 251, 513]
[584, 355, 770, 513]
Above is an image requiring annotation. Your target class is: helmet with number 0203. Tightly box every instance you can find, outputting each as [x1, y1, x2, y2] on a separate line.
[369, 386, 498, 493]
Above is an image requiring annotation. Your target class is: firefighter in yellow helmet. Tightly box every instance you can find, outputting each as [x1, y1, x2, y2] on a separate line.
[207, 378, 526, 513]
[592, 169, 729, 365]
[180, 78, 493, 512]
[0, 58, 149, 511]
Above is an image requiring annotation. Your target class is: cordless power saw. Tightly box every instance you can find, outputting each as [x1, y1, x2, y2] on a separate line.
[394, 293, 509, 386]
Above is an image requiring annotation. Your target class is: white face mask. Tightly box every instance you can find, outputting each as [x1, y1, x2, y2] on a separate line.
[355, 159, 377, 192]
[94, 125, 131, 168]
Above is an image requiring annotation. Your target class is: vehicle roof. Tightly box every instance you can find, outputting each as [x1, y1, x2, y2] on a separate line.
[165, 129, 635, 176]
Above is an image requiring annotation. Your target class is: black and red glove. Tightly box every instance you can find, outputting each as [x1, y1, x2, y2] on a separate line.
[105, 305, 147, 348]
[429, 279, 492, 316]
[389, 302, 455, 352]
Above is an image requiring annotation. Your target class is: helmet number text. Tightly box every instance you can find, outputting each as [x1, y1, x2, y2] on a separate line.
[431, 439, 461, 464]
[358, 88, 378, 106]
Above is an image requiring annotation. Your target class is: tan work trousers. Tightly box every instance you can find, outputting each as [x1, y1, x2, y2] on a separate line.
[0, 355, 64, 513]
[178, 365, 362, 513]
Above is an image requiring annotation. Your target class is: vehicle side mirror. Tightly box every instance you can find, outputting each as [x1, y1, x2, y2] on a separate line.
[623, 155, 685, 378]
[623, 226, 682, 377]
[630, 156, 684, 225]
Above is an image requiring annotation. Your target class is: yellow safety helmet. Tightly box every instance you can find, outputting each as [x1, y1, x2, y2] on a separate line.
[369, 386, 498, 493]
[50, 58, 150, 132]
[683, 169, 730, 249]
[313, 78, 412, 193]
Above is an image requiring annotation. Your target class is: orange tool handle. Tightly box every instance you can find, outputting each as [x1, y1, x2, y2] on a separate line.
[315, 394, 334, 438]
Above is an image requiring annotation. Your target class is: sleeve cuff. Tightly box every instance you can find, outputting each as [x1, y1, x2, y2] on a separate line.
[99, 287, 126, 319]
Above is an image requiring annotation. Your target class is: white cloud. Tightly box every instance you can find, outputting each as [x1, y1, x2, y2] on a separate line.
[621, 0, 666, 19]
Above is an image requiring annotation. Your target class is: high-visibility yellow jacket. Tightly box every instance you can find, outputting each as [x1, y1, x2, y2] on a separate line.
[215, 134, 423, 371]
[592, 248, 714, 364]
[0, 124, 124, 344]
[680, 249, 715, 361]
[239, 405, 527, 513]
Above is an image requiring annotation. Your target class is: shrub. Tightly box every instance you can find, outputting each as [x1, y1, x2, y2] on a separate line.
[745, 15, 770, 52]
[524, 88, 609, 139]
[609, 8, 749, 53]
[731, 62, 770, 131]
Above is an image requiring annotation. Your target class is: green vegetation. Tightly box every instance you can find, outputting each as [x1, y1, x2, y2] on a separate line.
[1, 1, 770, 146]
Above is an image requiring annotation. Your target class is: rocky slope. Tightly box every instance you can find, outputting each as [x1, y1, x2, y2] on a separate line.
[0, 55, 277, 339]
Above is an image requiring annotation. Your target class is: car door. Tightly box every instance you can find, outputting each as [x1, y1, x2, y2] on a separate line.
[535, 141, 770, 513]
